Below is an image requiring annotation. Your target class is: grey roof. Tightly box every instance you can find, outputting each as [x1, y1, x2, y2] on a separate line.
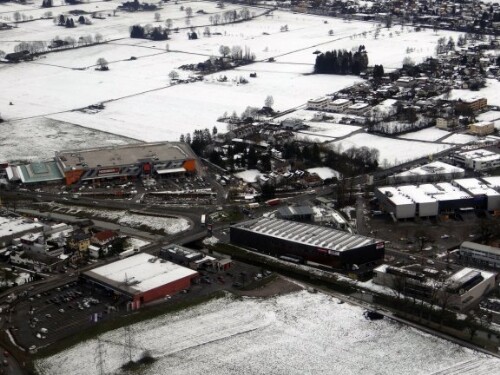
[277, 206, 314, 218]
[232, 218, 378, 252]
[461, 241, 500, 256]
[56, 142, 192, 170]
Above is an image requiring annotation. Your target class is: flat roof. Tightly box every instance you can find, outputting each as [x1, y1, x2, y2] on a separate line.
[232, 218, 379, 252]
[378, 182, 474, 205]
[453, 178, 500, 197]
[0, 216, 43, 239]
[56, 142, 191, 170]
[470, 121, 493, 128]
[83, 253, 198, 295]
[398, 185, 436, 204]
[456, 148, 500, 162]
[394, 161, 464, 178]
[331, 98, 350, 105]
[482, 176, 500, 190]
[461, 241, 500, 256]
[348, 102, 369, 110]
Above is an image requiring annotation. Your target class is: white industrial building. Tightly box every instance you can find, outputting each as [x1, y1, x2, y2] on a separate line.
[460, 241, 500, 269]
[373, 264, 496, 311]
[387, 161, 465, 184]
[376, 178, 500, 219]
[453, 178, 500, 211]
[452, 148, 500, 171]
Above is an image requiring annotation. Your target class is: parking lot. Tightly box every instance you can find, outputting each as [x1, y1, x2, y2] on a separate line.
[10, 281, 119, 350]
[7, 258, 266, 351]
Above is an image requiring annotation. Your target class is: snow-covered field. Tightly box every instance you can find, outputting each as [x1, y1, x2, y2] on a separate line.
[0, 3, 466, 164]
[441, 133, 479, 145]
[399, 127, 450, 142]
[333, 133, 453, 166]
[35, 291, 500, 375]
[444, 79, 500, 107]
[48, 65, 360, 141]
[0, 117, 135, 163]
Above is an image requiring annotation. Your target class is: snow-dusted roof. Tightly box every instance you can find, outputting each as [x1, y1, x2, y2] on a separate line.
[83, 253, 197, 295]
[482, 176, 500, 190]
[395, 161, 464, 178]
[0, 217, 43, 239]
[456, 148, 500, 163]
[232, 218, 379, 252]
[453, 178, 500, 197]
[378, 181, 474, 205]
[331, 98, 350, 105]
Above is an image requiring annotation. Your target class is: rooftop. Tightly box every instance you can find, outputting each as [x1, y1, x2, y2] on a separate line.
[56, 142, 191, 170]
[232, 218, 379, 252]
[394, 161, 464, 178]
[0, 217, 43, 239]
[453, 178, 500, 197]
[83, 253, 198, 295]
[6, 161, 64, 184]
[461, 241, 500, 256]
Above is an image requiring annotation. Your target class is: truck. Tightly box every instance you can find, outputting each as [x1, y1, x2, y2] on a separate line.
[119, 248, 139, 259]
[265, 198, 281, 206]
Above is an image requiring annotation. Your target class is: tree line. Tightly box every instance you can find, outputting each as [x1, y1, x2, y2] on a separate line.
[314, 46, 369, 75]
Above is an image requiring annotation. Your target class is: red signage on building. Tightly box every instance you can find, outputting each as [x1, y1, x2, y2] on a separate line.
[98, 167, 120, 176]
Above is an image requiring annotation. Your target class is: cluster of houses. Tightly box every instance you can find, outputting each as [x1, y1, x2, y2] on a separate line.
[305, 40, 499, 136]
[283, 0, 500, 35]
[0, 213, 125, 273]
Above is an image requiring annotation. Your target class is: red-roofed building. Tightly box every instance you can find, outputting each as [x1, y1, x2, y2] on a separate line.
[91, 230, 118, 247]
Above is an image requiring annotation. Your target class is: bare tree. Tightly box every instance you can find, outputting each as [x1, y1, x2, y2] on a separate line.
[265, 95, 274, 108]
[13, 11, 21, 22]
[96, 57, 108, 70]
[185, 7, 193, 18]
[168, 70, 179, 80]
[165, 18, 173, 29]
[154, 12, 161, 22]
[95, 33, 103, 43]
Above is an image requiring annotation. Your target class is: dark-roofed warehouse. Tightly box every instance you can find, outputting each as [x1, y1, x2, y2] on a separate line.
[230, 218, 384, 271]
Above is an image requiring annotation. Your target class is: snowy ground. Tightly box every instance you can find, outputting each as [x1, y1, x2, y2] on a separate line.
[297, 121, 362, 140]
[0, 6, 460, 148]
[443, 79, 500, 107]
[35, 291, 500, 375]
[398, 127, 450, 142]
[441, 133, 479, 145]
[0, 117, 136, 163]
[333, 133, 453, 167]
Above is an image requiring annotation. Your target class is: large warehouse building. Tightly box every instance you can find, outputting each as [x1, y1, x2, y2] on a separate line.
[376, 177, 500, 219]
[55, 142, 197, 185]
[81, 253, 198, 305]
[230, 218, 384, 271]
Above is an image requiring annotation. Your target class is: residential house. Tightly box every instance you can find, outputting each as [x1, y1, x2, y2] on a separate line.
[67, 231, 91, 253]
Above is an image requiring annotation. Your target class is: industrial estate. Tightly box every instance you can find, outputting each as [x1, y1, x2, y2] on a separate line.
[0, 0, 500, 374]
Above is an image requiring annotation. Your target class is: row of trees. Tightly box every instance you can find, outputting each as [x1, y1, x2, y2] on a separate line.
[130, 24, 170, 40]
[209, 8, 252, 25]
[12, 32, 103, 55]
[218, 45, 256, 61]
[179, 128, 218, 155]
[314, 46, 369, 75]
